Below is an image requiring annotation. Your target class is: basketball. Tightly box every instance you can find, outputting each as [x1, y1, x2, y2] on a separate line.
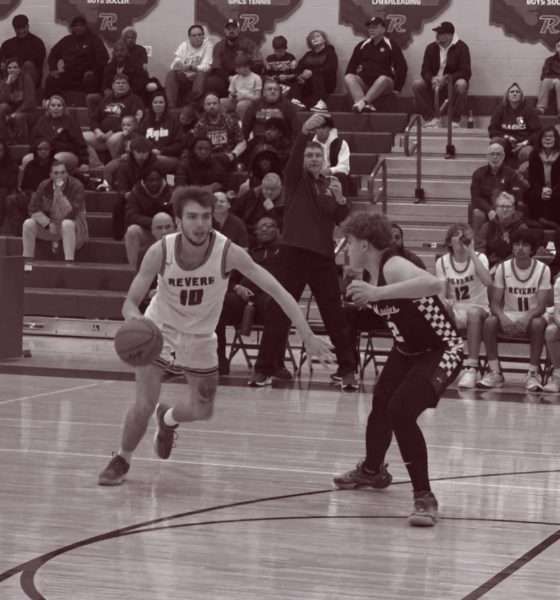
[114, 318, 163, 367]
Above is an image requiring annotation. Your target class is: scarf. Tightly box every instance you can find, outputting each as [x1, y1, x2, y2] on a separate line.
[539, 151, 559, 187]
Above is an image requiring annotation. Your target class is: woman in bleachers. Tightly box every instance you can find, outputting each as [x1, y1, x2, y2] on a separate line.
[138, 91, 182, 173]
[488, 82, 541, 166]
[524, 127, 560, 226]
[29, 95, 89, 173]
[6, 138, 53, 235]
[0, 140, 19, 233]
[0, 57, 36, 143]
[121, 26, 149, 73]
[289, 30, 338, 112]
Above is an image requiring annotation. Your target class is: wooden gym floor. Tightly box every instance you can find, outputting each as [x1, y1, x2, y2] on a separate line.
[1, 337, 560, 599]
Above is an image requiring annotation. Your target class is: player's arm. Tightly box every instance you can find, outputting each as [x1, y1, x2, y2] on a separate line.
[488, 279, 507, 320]
[122, 242, 163, 320]
[468, 246, 492, 287]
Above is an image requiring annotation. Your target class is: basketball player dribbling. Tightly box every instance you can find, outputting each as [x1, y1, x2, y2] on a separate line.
[98, 186, 333, 485]
[333, 212, 463, 526]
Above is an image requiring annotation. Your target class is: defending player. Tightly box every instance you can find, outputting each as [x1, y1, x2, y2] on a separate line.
[436, 223, 492, 388]
[333, 212, 462, 527]
[98, 186, 333, 485]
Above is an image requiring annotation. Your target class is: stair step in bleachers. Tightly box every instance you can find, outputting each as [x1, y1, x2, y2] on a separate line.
[384, 155, 483, 177]
[87, 213, 114, 238]
[388, 177, 471, 200]
[385, 201, 468, 223]
[393, 133, 489, 156]
[6, 236, 127, 263]
[341, 132, 394, 153]
[86, 190, 118, 212]
[24, 261, 134, 291]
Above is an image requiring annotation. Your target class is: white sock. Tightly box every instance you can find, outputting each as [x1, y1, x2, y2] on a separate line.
[488, 360, 500, 373]
[164, 408, 178, 427]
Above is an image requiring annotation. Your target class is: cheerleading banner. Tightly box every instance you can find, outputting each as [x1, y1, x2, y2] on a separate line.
[195, 0, 303, 46]
[490, 0, 560, 51]
[339, 0, 452, 49]
[55, 0, 160, 45]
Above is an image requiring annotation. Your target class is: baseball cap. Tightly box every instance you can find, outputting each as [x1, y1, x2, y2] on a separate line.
[12, 14, 29, 28]
[225, 18, 239, 28]
[365, 17, 386, 28]
[433, 21, 455, 35]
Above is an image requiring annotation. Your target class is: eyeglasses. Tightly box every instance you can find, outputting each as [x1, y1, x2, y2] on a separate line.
[488, 152, 504, 157]
[256, 223, 277, 230]
[496, 204, 514, 210]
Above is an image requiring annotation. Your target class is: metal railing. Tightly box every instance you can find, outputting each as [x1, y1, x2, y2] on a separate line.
[402, 114, 425, 203]
[434, 74, 456, 159]
[368, 156, 388, 212]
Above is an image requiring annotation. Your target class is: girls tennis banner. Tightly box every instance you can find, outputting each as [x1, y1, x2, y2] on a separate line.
[0, 0, 22, 20]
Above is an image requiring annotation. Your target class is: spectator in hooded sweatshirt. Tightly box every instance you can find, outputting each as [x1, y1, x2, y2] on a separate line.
[175, 136, 232, 190]
[44, 15, 109, 98]
[536, 37, 560, 116]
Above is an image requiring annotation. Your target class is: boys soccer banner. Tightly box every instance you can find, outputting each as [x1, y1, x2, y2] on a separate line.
[339, 0, 451, 49]
[490, 0, 560, 52]
[55, 0, 160, 44]
[195, 0, 302, 46]
[0, 0, 22, 20]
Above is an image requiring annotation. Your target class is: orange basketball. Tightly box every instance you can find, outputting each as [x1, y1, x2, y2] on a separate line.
[114, 318, 163, 367]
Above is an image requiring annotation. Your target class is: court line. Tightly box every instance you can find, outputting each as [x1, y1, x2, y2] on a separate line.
[0, 383, 101, 406]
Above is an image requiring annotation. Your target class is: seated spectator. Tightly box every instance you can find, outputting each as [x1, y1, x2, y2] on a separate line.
[479, 229, 550, 391]
[216, 215, 283, 374]
[113, 136, 158, 240]
[0, 57, 36, 142]
[212, 190, 249, 249]
[436, 223, 491, 389]
[536, 37, 560, 116]
[207, 18, 262, 98]
[488, 82, 541, 166]
[44, 16, 109, 99]
[102, 115, 141, 189]
[524, 127, 560, 226]
[470, 142, 526, 233]
[0, 141, 19, 233]
[232, 172, 284, 246]
[124, 167, 173, 267]
[222, 54, 262, 119]
[6, 138, 53, 235]
[175, 136, 232, 190]
[22, 161, 88, 262]
[121, 27, 149, 73]
[193, 92, 246, 165]
[239, 148, 284, 196]
[178, 103, 198, 150]
[138, 91, 183, 173]
[29, 95, 90, 173]
[0, 14, 46, 88]
[312, 115, 353, 195]
[264, 36, 296, 92]
[83, 73, 144, 159]
[242, 116, 291, 169]
[100, 38, 149, 101]
[242, 78, 299, 142]
[475, 191, 528, 267]
[411, 21, 471, 128]
[165, 24, 213, 108]
[344, 17, 407, 113]
[290, 30, 337, 112]
[543, 271, 560, 391]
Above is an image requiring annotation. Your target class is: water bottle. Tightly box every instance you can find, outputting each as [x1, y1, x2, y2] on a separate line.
[467, 110, 474, 129]
[240, 301, 255, 336]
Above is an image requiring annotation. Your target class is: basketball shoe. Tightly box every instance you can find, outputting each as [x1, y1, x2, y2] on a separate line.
[333, 460, 392, 489]
[408, 490, 439, 526]
[98, 453, 130, 486]
[153, 403, 178, 459]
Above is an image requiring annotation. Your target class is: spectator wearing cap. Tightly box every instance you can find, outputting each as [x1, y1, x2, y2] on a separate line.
[165, 24, 213, 109]
[344, 16, 407, 113]
[264, 36, 297, 92]
[536, 37, 560, 116]
[206, 18, 263, 98]
[0, 14, 46, 89]
[242, 116, 291, 168]
[289, 30, 338, 113]
[45, 16, 109, 98]
[411, 21, 471, 128]
[311, 115, 353, 195]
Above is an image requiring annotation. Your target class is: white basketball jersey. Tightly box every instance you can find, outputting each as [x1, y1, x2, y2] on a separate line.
[145, 231, 231, 334]
[497, 258, 550, 313]
[436, 252, 489, 310]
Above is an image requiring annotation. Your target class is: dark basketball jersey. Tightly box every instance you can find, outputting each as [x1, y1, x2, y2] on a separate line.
[371, 250, 462, 356]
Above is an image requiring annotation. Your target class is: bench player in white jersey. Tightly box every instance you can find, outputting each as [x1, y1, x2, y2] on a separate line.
[98, 186, 333, 485]
[478, 229, 550, 391]
[436, 223, 492, 388]
[333, 213, 463, 527]
[543, 275, 560, 392]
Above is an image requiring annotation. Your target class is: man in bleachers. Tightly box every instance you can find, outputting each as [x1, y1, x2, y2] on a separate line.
[212, 190, 249, 250]
[312, 115, 352, 195]
[0, 14, 45, 88]
[175, 136, 232, 190]
[411, 21, 471, 128]
[44, 16, 109, 99]
[344, 17, 407, 113]
[100, 39, 149, 101]
[478, 229, 550, 391]
[470, 142, 526, 234]
[165, 24, 213, 109]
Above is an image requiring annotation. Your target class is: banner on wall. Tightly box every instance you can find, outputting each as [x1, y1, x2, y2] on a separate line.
[54, 0, 160, 45]
[339, 0, 451, 49]
[490, 0, 560, 52]
[0, 0, 22, 20]
[195, 0, 303, 47]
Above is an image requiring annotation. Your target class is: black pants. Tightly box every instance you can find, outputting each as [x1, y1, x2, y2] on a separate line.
[365, 346, 462, 491]
[291, 72, 332, 108]
[44, 70, 102, 98]
[254, 246, 356, 376]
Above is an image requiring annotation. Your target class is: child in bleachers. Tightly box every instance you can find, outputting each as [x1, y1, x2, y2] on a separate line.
[264, 36, 296, 95]
[223, 54, 262, 119]
[101, 114, 140, 190]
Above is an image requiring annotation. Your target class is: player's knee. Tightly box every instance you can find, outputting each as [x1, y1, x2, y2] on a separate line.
[545, 323, 559, 342]
[466, 307, 485, 323]
[529, 316, 547, 333]
[483, 315, 498, 332]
